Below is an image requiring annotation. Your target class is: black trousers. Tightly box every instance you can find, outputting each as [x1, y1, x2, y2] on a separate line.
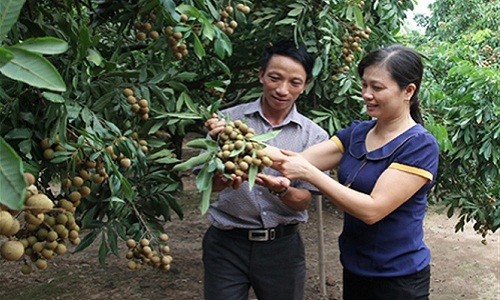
[343, 265, 431, 300]
[202, 225, 306, 300]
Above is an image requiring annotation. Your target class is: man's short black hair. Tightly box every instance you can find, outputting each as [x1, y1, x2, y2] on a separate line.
[259, 40, 315, 82]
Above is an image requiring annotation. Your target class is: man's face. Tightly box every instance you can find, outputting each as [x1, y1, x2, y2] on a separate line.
[259, 55, 308, 112]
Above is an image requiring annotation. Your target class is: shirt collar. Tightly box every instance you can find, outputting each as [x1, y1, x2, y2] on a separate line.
[349, 120, 423, 160]
[244, 98, 302, 128]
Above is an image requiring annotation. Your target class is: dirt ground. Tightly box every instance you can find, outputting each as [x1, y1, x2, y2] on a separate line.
[0, 183, 498, 300]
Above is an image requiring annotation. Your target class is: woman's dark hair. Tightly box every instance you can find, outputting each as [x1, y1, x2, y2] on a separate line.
[260, 40, 315, 82]
[357, 44, 425, 125]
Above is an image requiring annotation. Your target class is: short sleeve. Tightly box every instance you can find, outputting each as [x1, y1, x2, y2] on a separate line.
[334, 120, 363, 153]
[390, 132, 439, 182]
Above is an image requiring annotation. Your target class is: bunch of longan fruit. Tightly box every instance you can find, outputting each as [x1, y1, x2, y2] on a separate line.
[334, 25, 372, 77]
[123, 87, 149, 121]
[214, 3, 252, 36]
[164, 24, 189, 60]
[0, 172, 81, 274]
[134, 11, 160, 42]
[125, 234, 172, 271]
[216, 119, 273, 176]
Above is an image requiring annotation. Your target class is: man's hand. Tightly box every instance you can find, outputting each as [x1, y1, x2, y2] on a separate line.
[256, 173, 291, 190]
[212, 172, 245, 192]
[204, 113, 226, 140]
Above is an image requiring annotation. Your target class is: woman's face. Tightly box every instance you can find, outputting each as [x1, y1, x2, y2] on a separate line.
[361, 65, 414, 120]
[258, 55, 307, 112]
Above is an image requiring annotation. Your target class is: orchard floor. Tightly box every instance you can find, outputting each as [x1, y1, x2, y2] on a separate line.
[0, 185, 499, 300]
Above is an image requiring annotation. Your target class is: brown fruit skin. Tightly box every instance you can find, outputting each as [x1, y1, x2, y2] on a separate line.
[68, 191, 82, 203]
[24, 173, 36, 186]
[72, 176, 84, 187]
[172, 32, 183, 40]
[21, 264, 32, 275]
[136, 32, 147, 41]
[262, 156, 273, 167]
[126, 239, 136, 248]
[0, 211, 14, 235]
[127, 95, 137, 104]
[159, 233, 169, 241]
[25, 194, 54, 214]
[79, 186, 91, 197]
[123, 88, 134, 97]
[43, 148, 55, 160]
[138, 99, 148, 108]
[149, 31, 160, 40]
[35, 258, 48, 270]
[40, 138, 52, 150]
[4, 218, 20, 236]
[120, 158, 132, 168]
[1, 240, 24, 261]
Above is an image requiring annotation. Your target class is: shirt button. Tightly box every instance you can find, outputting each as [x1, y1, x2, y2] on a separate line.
[263, 212, 267, 216]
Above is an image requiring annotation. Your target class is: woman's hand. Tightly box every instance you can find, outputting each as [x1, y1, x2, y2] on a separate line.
[204, 113, 226, 140]
[272, 149, 314, 181]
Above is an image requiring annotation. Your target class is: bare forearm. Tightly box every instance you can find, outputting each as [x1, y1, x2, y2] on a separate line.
[278, 187, 312, 211]
[307, 168, 381, 224]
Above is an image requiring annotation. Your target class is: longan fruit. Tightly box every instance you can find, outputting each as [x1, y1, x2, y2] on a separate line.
[159, 233, 169, 241]
[24, 173, 36, 186]
[136, 32, 147, 41]
[43, 148, 54, 160]
[120, 158, 132, 168]
[126, 239, 137, 248]
[35, 258, 48, 270]
[149, 31, 159, 40]
[123, 88, 134, 97]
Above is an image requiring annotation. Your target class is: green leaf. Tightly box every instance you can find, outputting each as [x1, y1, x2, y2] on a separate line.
[0, 137, 26, 210]
[4, 127, 31, 139]
[172, 151, 213, 172]
[312, 57, 323, 77]
[42, 91, 66, 103]
[186, 138, 218, 150]
[159, 0, 179, 20]
[195, 165, 213, 191]
[288, 7, 303, 17]
[73, 230, 99, 253]
[0, 0, 26, 44]
[107, 227, 119, 256]
[0, 47, 13, 67]
[13, 37, 68, 55]
[248, 164, 258, 190]
[98, 234, 109, 265]
[86, 48, 103, 66]
[159, 112, 202, 119]
[0, 47, 66, 92]
[229, 146, 245, 157]
[275, 18, 297, 25]
[250, 129, 282, 143]
[193, 33, 206, 59]
[199, 177, 213, 215]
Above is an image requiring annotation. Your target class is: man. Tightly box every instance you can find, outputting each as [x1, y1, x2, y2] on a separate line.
[202, 40, 328, 300]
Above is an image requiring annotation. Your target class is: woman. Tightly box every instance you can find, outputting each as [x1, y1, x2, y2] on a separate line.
[260, 45, 439, 299]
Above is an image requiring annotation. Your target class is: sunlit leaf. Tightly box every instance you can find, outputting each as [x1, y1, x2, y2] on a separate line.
[0, 137, 26, 210]
[0, 47, 66, 92]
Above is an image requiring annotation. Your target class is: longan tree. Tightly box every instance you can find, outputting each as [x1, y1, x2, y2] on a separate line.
[0, 0, 416, 273]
